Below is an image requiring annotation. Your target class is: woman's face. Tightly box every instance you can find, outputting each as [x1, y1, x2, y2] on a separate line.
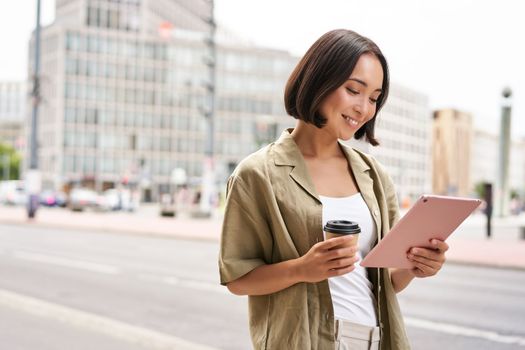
[318, 53, 384, 141]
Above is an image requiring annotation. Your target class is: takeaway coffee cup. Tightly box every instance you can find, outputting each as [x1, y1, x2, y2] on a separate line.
[324, 220, 360, 249]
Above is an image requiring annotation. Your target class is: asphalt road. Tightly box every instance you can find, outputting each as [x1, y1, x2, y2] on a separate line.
[0, 223, 524, 350]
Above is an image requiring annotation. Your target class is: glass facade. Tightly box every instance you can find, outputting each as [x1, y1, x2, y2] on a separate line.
[31, 2, 297, 198]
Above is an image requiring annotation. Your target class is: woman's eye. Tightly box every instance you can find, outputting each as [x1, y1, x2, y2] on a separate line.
[346, 87, 358, 94]
[369, 98, 378, 104]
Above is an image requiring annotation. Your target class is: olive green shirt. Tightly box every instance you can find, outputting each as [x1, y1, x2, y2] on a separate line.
[219, 129, 410, 350]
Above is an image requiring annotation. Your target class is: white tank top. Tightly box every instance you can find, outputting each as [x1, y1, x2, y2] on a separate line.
[319, 193, 378, 326]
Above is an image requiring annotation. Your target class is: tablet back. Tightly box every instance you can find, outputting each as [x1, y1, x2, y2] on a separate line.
[360, 195, 481, 268]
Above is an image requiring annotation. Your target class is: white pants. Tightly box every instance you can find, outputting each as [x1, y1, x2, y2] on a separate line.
[334, 319, 380, 350]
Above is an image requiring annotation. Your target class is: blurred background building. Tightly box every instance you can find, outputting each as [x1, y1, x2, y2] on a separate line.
[432, 108, 473, 197]
[20, 0, 521, 207]
[26, 0, 296, 201]
[372, 83, 431, 206]
[471, 129, 525, 199]
[433, 109, 525, 200]
[0, 81, 26, 151]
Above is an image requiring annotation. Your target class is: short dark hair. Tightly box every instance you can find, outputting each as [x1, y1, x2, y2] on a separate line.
[284, 29, 389, 146]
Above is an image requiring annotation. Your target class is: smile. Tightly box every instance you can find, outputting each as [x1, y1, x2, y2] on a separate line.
[342, 114, 359, 126]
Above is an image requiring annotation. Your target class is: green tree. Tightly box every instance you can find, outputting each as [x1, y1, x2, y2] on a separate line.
[473, 181, 486, 199]
[0, 142, 21, 180]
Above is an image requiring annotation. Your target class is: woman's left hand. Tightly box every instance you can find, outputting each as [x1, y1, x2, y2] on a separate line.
[407, 239, 449, 278]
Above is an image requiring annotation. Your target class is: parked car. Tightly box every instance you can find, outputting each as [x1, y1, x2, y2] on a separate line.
[55, 191, 68, 207]
[0, 180, 26, 206]
[96, 188, 139, 212]
[40, 190, 57, 207]
[68, 188, 98, 211]
[96, 189, 122, 211]
[39, 190, 67, 207]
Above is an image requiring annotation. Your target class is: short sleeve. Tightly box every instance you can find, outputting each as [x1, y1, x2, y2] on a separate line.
[219, 174, 273, 285]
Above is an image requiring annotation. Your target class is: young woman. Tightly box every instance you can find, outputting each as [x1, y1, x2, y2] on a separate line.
[219, 29, 448, 350]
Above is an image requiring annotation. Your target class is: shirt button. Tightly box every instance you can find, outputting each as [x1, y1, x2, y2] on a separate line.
[325, 313, 330, 321]
[374, 209, 379, 216]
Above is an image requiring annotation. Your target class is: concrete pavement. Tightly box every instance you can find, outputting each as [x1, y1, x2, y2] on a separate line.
[1, 204, 524, 270]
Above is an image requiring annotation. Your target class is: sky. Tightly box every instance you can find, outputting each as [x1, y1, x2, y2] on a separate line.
[1, 0, 524, 138]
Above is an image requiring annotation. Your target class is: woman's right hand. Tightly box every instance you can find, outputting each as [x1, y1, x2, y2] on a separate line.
[296, 236, 359, 283]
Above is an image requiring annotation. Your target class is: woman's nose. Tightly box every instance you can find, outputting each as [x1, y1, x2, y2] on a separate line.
[353, 97, 369, 116]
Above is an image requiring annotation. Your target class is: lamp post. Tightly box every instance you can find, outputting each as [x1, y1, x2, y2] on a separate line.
[27, 0, 42, 219]
[496, 87, 512, 217]
[198, 0, 217, 217]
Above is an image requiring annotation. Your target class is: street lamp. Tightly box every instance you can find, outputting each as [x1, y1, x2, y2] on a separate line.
[496, 87, 513, 217]
[197, 0, 217, 217]
[27, 0, 42, 219]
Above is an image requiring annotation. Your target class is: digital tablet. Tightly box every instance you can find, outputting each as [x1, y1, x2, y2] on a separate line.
[360, 194, 482, 268]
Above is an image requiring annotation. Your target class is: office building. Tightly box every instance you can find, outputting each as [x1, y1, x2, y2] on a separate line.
[0, 81, 26, 150]
[432, 108, 473, 197]
[28, 0, 297, 200]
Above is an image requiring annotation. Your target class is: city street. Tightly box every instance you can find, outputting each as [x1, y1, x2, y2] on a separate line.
[1, 223, 524, 349]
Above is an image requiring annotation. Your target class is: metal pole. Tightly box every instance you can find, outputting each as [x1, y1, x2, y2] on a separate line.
[198, 0, 217, 217]
[27, 0, 42, 219]
[496, 87, 512, 217]
[483, 182, 493, 239]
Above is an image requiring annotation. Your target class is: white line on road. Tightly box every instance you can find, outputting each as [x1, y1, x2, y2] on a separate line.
[13, 251, 120, 275]
[0, 288, 218, 350]
[405, 317, 525, 347]
[162, 276, 228, 295]
[137, 274, 228, 295]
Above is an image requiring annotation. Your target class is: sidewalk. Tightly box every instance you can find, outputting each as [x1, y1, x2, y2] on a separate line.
[1, 204, 525, 270]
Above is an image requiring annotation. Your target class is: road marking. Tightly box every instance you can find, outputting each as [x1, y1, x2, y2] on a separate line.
[137, 274, 228, 295]
[405, 317, 525, 346]
[0, 288, 218, 350]
[430, 275, 525, 294]
[13, 251, 120, 275]
[162, 276, 228, 294]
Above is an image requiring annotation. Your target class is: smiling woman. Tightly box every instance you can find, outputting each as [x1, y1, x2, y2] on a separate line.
[219, 29, 448, 350]
[284, 30, 389, 147]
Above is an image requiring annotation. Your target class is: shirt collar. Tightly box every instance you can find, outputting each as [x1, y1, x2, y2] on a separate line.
[272, 128, 371, 173]
[271, 128, 371, 202]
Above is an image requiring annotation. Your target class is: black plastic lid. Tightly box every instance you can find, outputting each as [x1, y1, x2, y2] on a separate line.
[323, 220, 360, 234]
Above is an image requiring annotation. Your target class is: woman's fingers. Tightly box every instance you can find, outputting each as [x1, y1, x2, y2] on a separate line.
[409, 247, 445, 263]
[327, 255, 359, 270]
[318, 235, 355, 250]
[408, 252, 440, 270]
[325, 246, 358, 260]
[411, 260, 437, 276]
[327, 263, 357, 277]
[408, 242, 449, 277]
[430, 239, 449, 252]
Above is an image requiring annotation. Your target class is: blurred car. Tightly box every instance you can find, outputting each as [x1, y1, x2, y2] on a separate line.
[40, 190, 57, 207]
[0, 180, 26, 206]
[96, 188, 139, 212]
[55, 191, 68, 207]
[68, 188, 98, 211]
[96, 189, 122, 212]
[159, 193, 176, 217]
[39, 190, 67, 207]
